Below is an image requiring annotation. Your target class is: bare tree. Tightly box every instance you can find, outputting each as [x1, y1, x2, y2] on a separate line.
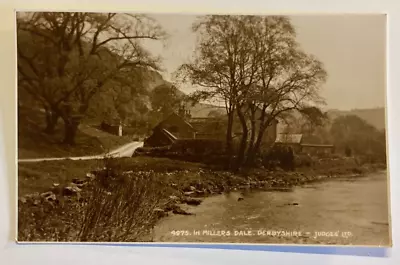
[238, 17, 327, 165]
[175, 15, 257, 168]
[17, 12, 166, 144]
[177, 15, 327, 169]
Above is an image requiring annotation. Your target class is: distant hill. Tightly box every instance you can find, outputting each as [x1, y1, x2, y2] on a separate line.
[181, 103, 387, 133]
[327, 108, 386, 131]
[185, 102, 226, 118]
[144, 70, 174, 92]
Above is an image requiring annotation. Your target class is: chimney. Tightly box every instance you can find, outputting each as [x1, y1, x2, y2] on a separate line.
[186, 109, 191, 119]
[178, 104, 185, 117]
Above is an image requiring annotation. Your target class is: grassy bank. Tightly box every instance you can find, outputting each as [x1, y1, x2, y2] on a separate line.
[17, 155, 386, 242]
[18, 155, 385, 196]
[18, 107, 133, 159]
[18, 157, 207, 196]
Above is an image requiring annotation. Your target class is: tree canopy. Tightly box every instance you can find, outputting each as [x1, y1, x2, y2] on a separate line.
[176, 15, 327, 168]
[150, 84, 184, 118]
[330, 115, 386, 160]
[17, 12, 166, 143]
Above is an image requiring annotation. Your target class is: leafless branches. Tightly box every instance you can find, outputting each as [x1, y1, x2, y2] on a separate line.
[175, 15, 327, 168]
[17, 12, 166, 143]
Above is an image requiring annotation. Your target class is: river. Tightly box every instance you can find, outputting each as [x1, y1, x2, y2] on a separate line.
[153, 170, 391, 246]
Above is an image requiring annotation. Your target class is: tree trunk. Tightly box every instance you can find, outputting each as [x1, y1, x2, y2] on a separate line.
[245, 109, 257, 166]
[225, 110, 235, 169]
[251, 122, 269, 164]
[44, 109, 59, 134]
[63, 117, 80, 145]
[235, 106, 248, 171]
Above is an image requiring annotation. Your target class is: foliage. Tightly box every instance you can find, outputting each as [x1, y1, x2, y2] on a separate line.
[330, 115, 386, 162]
[262, 145, 295, 171]
[150, 84, 184, 119]
[170, 138, 226, 155]
[299, 106, 328, 126]
[18, 157, 169, 242]
[17, 12, 165, 144]
[77, 170, 168, 242]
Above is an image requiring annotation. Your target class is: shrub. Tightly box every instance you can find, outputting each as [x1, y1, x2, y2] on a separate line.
[294, 154, 313, 167]
[18, 158, 169, 242]
[170, 138, 225, 155]
[345, 146, 352, 157]
[18, 195, 82, 241]
[77, 170, 168, 242]
[262, 145, 295, 171]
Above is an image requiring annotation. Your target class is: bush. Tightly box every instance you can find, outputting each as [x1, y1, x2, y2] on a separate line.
[262, 145, 295, 171]
[294, 154, 313, 167]
[18, 158, 169, 242]
[133, 146, 171, 157]
[18, 195, 82, 241]
[77, 170, 168, 242]
[170, 139, 225, 155]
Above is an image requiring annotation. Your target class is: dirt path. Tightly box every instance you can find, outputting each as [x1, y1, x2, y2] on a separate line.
[18, 141, 144, 163]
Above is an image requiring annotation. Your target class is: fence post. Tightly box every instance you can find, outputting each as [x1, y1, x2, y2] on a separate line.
[118, 121, 122, 136]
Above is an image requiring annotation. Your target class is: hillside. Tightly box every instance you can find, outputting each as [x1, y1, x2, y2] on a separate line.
[185, 102, 226, 118]
[18, 106, 134, 159]
[184, 102, 386, 130]
[327, 107, 386, 131]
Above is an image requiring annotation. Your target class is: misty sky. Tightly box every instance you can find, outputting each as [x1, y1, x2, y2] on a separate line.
[142, 14, 386, 111]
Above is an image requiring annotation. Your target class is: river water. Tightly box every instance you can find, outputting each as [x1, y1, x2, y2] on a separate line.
[154, 171, 391, 246]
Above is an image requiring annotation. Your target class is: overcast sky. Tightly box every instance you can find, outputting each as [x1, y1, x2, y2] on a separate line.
[142, 14, 386, 111]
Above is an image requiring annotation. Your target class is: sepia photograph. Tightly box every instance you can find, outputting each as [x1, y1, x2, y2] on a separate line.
[16, 11, 390, 246]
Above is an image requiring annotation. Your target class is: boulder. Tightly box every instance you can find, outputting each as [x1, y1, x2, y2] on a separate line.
[169, 195, 180, 202]
[45, 193, 57, 202]
[71, 181, 87, 189]
[40, 191, 54, 198]
[183, 197, 202, 206]
[62, 186, 82, 196]
[183, 191, 195, 196]
[183, 186, 197, 192]
[40, 191, 57, 202]
[153, 208, 168, 218]
[86, 172, 96, 181]
[72, 178, 86, 185]
[195, 189, 206, 196]
[164, 204, 177, 212]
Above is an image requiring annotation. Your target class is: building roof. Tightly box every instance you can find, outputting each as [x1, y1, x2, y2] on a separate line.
[154, 112, 196, 132]
[161, 128, 178, 141]
[275, 133, 303, 144]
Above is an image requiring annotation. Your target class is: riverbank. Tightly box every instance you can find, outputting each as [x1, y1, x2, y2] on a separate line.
[17, 156, 387, 242]
[154, 170, 390, 245]
[149, 160, 386, 217]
